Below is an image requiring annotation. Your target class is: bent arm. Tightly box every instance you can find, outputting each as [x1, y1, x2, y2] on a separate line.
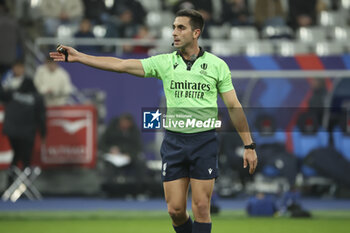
[220, 89, 253, 145]
[50, 45, 145, 77]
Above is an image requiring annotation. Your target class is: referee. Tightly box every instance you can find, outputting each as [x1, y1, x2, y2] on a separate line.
[51, 9, 257, 233]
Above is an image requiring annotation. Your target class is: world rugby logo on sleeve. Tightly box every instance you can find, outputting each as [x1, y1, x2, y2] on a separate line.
[143, 109, 162, 129]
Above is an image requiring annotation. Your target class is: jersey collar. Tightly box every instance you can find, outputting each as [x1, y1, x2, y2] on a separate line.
[176, 47, 205, 61]
[176, 47, 205, 71]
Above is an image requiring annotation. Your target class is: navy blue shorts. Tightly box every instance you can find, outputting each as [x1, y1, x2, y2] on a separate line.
[160, 129, 219, 182]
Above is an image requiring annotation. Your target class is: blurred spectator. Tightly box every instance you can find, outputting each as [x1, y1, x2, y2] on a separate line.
[34, 58, 74, 106]
[329, 0, 340, 10]
[123, 25, 154, 54]
[40, 0, 84, 36]
[74, 18, 99, 52]
[105, 0, 146, 38]
[280, 187, 311, 217]
[0, 2, 21, 79]
[1, 60, 26, 91]
[100, 113, 152, 196]
[4, 0, 40, 35]
[288, 0, 327, 30]
[100, 113, 142, 161]
[111, 0, 146, 25]
[172, 0, 212, 14]
[254, 0, 286, 29]
[162, 0, 179, 10]
[105, 7, 138, 38]
[3, 0, 26, 21]
[172, 0, 194, 13]
[0, 71, 46, 186]
[222, 0, 252, 26]
[82, 0, 107, 24]
[196, 4, 214, 39]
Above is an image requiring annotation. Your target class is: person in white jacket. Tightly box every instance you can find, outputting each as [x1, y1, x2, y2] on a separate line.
[34, 58, 74, 106]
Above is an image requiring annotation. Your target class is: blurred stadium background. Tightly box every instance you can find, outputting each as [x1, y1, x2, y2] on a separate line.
[1, 0, 350, 232]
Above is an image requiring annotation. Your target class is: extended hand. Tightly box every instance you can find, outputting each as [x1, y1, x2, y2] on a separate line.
[243, 149, 258, 174]
[49, 45, 79, 62]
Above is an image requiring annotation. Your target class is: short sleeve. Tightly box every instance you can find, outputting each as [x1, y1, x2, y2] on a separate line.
[141, 54, 170, 80]
[217, 62, 234, 93]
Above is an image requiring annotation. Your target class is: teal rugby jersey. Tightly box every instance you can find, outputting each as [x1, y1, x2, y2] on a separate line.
[141, 48, 234, 133]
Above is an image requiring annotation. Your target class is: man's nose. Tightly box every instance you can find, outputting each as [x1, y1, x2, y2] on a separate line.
[172, 29, 177, 36]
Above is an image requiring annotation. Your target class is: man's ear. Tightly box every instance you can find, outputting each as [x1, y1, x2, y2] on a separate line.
[193, 29, 201, 39]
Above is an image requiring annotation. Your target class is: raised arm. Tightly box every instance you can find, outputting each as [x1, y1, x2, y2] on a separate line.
[49, 45, 145, 77]
[220, 89, 258, 174]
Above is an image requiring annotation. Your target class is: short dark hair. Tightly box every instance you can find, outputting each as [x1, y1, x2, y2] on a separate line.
[175, 9, 204, 36]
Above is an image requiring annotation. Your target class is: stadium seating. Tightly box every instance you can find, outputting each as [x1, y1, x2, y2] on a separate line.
[314, 42, 344, 56]
[146, 11, 174, 31]
[211, 41, 241, 56]
[292, 113, 329, 177]
[329, 26, 350, 42]
[252, 114, 289, 179]
[252, 114, 286, 145]
[332, 126, 350, 162]
[327, 79, 350, 120]
[47, 5, 350, 56]
[161, 26, 173, 40]
[92, 25, 107, 38]
[319, 11, 348, 27]
[253, 130, 286, 146]
[330, 105, 350, 162]
[296, 27, 328, 43]
[247, 0, 289, 14]
[275, 41, 310, 56]
[139, 0, 162, 12]
[208, 25, 230, 39]
[341, 0, 350, 9]
[229, 27, 259, 42]
[245, 41, 275, 56]
[261, 26, 293, 40]
[57, 24, 78, 38]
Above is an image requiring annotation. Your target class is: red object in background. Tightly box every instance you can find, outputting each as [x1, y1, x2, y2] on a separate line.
[0, 106, 12, 169]
[0, 105, 97, 170]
